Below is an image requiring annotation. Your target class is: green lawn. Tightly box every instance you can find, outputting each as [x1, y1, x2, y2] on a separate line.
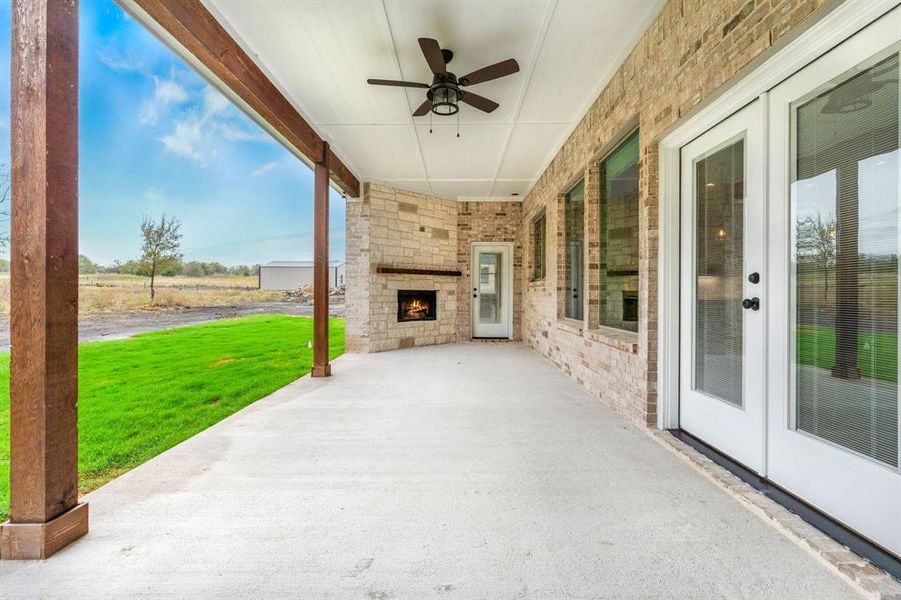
[797, 325, 897, 383]
[0, 315, 344, 521]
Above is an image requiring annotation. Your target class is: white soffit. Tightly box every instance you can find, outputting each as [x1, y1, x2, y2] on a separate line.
[203, 0, 665, 200]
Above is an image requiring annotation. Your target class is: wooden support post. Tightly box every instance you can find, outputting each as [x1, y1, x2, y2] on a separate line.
[0, 0, 88, 560]
[312, 142, 331, 377]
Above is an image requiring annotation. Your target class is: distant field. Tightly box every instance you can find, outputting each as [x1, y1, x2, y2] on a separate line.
[0, 273, 284, 317]
[797, 325, 897, 383]
[0, 314, 345, 521]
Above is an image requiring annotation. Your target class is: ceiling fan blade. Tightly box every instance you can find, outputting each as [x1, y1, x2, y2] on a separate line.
[460, 92, 499, 113]
[460, 58, 520, 86]
[412, 99, 432, 117]
[418, 37, 446, 75]
[367, 78, 430, 89]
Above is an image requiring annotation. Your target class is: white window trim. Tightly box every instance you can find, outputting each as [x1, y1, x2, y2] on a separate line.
[656, 0, 899, 430]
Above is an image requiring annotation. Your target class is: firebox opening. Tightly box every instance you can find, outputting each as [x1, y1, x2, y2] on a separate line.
[398, 290, 437, 322]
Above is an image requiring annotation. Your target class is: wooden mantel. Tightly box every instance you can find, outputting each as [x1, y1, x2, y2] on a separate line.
[376, 266, 463, 277]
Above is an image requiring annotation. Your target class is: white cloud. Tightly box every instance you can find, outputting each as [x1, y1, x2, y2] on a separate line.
[148, 75, 274, 164]
[203, 87, 231, 117]
[252, 161, 279, 177]
[159, 118, 204, 164]
[97, 48, 145, 74]
[140, 76, 189, 125]
[216, 121, 272, 143]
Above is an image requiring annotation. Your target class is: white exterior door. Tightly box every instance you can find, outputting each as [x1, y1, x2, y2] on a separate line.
[766, 13, 901, 556]
[472, 243, 513, 339]
[679, 100, 767, 473]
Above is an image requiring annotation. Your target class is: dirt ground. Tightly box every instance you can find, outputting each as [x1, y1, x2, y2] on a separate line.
[0, 299, 346, 352]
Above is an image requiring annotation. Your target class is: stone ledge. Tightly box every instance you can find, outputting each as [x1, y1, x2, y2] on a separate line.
[585, 326, 639, 354]
[647, 431, 901, 599]
[555, 319, 584, 336]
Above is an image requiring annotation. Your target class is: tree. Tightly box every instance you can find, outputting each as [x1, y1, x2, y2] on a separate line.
[78, 254, 99, 274]
[139, 214, 182, 303]
[797, 213, 836, 303]
[0, 162, 10, 250]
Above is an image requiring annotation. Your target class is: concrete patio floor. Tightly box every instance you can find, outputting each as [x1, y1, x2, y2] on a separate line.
[0, 343, 855, 599]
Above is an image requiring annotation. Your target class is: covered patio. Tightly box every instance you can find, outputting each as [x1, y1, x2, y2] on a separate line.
[3, 0, 901, 596]
[0, 344, 858, 598]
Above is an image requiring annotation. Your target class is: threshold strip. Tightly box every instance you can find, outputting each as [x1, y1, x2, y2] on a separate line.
[668, 429, 901, 582]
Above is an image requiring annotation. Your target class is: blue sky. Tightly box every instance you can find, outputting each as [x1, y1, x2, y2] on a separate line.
[0, 0, 346, 265]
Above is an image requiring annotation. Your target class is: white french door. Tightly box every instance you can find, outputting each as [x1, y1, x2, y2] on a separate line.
[766, 12, 901, 556]
[678, 6, 901, 557]
[679, 100, 767, 473]
[471, 243, 512, 339]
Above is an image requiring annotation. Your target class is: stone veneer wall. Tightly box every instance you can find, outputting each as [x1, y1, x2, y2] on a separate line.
[346, 183, 458, 353]
[521, 0, 830, 427]
[457, 201, 524, 342]
[346, 183, 522, 352]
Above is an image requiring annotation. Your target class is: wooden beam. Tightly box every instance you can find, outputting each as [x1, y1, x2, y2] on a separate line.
[376, 267, 463, 277]
[127, 0, 360, 198]
[0, 0, 87, 560]
[312, 143, 331, 378]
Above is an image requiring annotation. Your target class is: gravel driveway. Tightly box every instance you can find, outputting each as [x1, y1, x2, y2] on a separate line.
[0, 300, 346, 352]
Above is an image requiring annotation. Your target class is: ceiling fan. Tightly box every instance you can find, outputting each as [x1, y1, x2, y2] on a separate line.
[367, 38, 519, 117]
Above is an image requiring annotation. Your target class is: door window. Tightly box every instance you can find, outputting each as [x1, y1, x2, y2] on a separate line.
[694, 138, 746, 407]
[791, 52, 899, 467]
[478, 252, 502, 324]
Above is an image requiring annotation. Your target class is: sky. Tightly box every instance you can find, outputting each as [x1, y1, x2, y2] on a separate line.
[794, 149, 899, 256]
[0, 0, 346, 266]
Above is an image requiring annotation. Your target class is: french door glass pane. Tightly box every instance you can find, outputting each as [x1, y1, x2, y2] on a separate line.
[478, 252, 502, 323]
[694, 138, 745, 407]
[565, 181, 584, 320]
[792, 52, 899, 467]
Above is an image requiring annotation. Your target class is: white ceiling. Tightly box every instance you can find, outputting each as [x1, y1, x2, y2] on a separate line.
[203, 0, 664, 200]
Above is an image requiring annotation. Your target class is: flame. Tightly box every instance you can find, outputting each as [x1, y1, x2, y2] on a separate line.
[402, 298, 430, 319]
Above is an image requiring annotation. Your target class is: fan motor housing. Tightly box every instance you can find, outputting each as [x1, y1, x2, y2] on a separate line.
[427, 73, 465, 115]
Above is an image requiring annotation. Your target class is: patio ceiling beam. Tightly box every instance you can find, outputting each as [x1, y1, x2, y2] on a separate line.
[312, 143, 331, 378]
[0, 0, 88, 560]
[126, 0, 361, 198]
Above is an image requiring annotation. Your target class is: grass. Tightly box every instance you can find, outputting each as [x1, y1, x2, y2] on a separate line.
[797, 325, 897, 383]
[0, 273, 285, 317]
[0, 314, 344, 521]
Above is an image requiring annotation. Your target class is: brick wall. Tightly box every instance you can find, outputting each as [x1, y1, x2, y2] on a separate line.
[457, 201, 524, 341]
[521, 0, 830, 427]
[347, 183, 522, 352]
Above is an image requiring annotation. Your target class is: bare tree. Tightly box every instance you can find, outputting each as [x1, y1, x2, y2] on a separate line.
[0, 162, 10, 250]
[797, 213, 836, 303]
[139, 214, 182, 304]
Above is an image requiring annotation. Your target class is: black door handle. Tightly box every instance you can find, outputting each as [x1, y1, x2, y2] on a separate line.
[742, 297, 760, 311]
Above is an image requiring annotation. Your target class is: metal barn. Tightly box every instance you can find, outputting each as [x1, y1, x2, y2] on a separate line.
[258, 261, 346, 291]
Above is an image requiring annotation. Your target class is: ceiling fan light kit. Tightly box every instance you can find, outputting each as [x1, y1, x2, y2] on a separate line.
[367, 37, 520, 131]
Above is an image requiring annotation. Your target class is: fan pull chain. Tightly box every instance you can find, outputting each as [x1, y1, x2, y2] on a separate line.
[456, 109, 460, 138]
[429, 111, 433, 134]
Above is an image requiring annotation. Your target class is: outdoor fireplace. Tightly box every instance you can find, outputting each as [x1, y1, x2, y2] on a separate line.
[397, 290, 437, 322]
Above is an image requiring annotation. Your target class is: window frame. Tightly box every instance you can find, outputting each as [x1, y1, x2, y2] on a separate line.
[530, 209, 546, 282]
[597, 128, 641, 333]
[562, 178, 586, 322]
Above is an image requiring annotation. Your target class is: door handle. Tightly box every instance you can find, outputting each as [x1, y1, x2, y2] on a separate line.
[742, 297, 760, 311]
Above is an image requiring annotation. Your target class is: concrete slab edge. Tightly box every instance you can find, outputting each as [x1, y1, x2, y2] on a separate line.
[646, 430, 901, 600]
